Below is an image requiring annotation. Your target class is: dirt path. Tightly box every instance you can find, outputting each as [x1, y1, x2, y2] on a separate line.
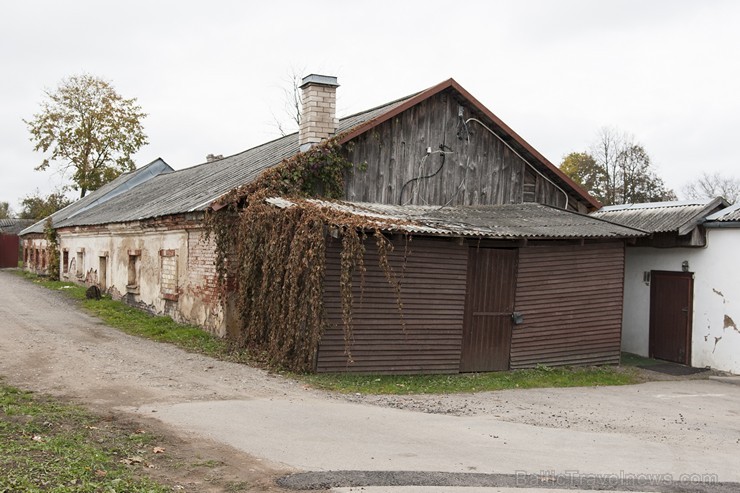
[0, 270, 307, 492]
[2, 269, 739, 493]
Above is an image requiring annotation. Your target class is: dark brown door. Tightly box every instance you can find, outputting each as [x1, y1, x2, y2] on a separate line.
[0, 234, 19, 268]
[460, 248, 517, 372]
[650, 271, 693, 365]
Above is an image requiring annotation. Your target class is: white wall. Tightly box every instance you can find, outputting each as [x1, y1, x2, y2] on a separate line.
[622, 229, 740, 374]
[58, 225, 225, 335]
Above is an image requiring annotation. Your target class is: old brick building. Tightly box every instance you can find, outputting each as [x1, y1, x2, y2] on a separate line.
[22, 76, 643, 372]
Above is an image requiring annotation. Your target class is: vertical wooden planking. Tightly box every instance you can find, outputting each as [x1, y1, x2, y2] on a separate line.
[460, 248, 517, 372]
[649, 271, 693, 365]
[345, 89, 562, 208]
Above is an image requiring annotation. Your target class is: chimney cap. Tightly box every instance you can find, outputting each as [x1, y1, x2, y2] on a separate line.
[300, 74, 339, 89]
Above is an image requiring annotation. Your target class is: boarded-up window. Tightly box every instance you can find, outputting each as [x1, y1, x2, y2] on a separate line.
[127, 249, 141, 293]
[159, 249, 178, 301]
[76, 250, 84, 277]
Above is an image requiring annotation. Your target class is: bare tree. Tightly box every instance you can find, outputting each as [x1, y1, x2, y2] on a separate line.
[683, 172, 740, 204]
[590, 127, 624, 205]
[272, 67, 304, 136]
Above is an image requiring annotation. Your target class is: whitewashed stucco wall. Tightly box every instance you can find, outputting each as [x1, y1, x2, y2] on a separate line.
[622, 228, 740, 374]
[57, 225, 225, 335]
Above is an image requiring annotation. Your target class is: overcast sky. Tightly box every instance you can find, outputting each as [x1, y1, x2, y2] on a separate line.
[1, 0, 738, 212]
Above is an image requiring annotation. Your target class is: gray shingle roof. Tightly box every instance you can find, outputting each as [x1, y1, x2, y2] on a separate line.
[24, 96, 416, 232]
[268, 198, 647, 239]
[591, 198, 727, 235]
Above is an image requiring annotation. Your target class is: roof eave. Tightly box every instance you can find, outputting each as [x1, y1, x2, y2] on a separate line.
[338, 78, 601, 210]
[677, 197, 729, 235]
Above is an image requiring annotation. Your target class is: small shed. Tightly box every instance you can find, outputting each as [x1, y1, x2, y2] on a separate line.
[271, 199, 646, 374]
[593, 199, 740, 374]
[0, 219, 33, 268]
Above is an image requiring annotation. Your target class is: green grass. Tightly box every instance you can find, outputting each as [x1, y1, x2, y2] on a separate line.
[620, 351, 662, 367]
[13, 270, 248, 363]
[300, 364, 640, 395]
[0, 380, 171, 492]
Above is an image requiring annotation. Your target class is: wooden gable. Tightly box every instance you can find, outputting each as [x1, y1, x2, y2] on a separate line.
[340, 81, 597, 212]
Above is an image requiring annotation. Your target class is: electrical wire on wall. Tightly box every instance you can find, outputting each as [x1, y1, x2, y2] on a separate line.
[398, 107, 570, 211]
[399, 145, 454, 205]
[462, 116, 570, 210]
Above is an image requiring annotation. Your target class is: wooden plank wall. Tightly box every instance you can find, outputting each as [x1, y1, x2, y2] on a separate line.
[344, 88, 577, 210]
[317, 236, 467, 374]
[510, 242, 625, 368]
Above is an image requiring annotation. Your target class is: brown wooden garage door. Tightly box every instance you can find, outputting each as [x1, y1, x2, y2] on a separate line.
[511, 242, 625, 368]
[318, 236, 468, 374]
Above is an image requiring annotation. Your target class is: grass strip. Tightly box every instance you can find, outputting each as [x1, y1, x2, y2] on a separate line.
[0, 380, 170, 493]
[14, 269, 644, 395]
[299, 364, 640, 395]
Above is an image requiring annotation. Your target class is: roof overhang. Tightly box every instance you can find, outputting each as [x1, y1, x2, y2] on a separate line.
[266, 197, 645, 240]
[337, 78, 601, 210]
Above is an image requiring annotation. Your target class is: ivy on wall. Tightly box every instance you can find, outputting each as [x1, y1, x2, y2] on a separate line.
[44, 218, 60, 281]
[206, 139, 403, 372]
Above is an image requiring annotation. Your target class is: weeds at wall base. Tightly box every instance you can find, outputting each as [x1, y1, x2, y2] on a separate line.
[11, 269, 252, 365]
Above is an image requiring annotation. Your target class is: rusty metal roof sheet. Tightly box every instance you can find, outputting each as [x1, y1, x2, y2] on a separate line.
[590, 198, 727, 235]
[267, 198, 646, 239]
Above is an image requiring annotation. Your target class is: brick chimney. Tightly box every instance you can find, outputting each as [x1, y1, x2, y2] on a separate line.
[298, 74, 339, 149]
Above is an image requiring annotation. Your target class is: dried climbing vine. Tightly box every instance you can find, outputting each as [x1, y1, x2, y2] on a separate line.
[206, 138, 404, 372]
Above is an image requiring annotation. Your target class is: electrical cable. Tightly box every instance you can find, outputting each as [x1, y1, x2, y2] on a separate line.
[399, 146, 453, 205]
[464, 117, 570, 210]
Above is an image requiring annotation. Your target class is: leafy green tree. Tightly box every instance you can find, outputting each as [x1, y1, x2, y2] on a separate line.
[560, 127, 676, 205]
[25, 74, 147, 198]
[0, 201, 11, 219]
[19, 189, 72, 220]
[560, 152, 607, 203]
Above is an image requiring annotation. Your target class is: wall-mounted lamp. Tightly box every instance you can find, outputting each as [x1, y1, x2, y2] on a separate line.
[682, 260, 690, 272]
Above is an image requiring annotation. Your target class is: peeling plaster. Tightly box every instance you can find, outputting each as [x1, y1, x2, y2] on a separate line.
[725, 314, 739, 333]
[713, 288, 725, 297]
[713, 336, 722, 353]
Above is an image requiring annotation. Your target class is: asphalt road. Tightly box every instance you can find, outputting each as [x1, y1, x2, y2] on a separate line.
[1, 269, 738, 493]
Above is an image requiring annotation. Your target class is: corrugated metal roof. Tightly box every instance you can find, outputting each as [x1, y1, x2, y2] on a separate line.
[29, 96, 415, 231]
[267, 198, 646, 239]
[20, 158, 173, 235]
[0, 218, 33, 235]
[706, 201, 740, 222]
[590, 198, 727, 235]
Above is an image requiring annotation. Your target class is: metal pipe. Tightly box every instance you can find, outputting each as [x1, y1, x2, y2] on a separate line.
[464, 117, 570, 210]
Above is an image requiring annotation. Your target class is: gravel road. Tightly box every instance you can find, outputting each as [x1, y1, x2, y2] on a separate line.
[1, 269, 738, 493]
